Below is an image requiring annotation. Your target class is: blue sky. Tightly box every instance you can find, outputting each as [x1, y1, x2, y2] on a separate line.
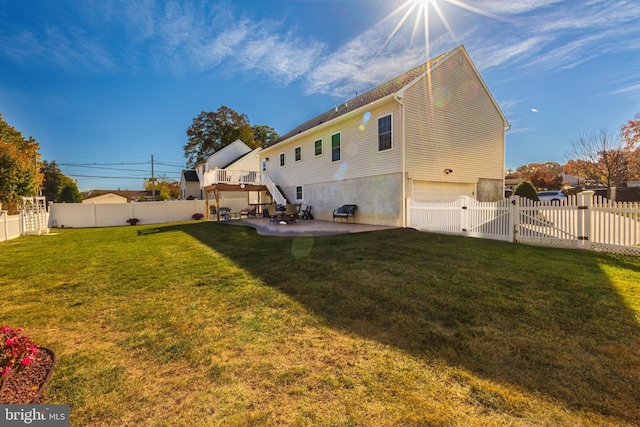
[1, 0, 639, 191]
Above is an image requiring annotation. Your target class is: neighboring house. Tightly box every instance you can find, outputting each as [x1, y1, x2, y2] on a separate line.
[180, 170, 201, 200]
[82, 192, 128, 204]
[82, 190, 156, 203]
[258, 45, 509, 227]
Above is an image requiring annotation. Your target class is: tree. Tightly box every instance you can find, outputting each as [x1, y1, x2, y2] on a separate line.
[565, 128, 628, 198]
[0, 114, 42, 213]
[252, 125, 280, 147]
[41, 160, 65, 202]
[143, 178, 180, 200]
[620, 112, 640, 180]
[58, 180, 82, 203]
[512, 180, 540, 202]
[513, 162, 564, 190]
[184, 106, 255, 168]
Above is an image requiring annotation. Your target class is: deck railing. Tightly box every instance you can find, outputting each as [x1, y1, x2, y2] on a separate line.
[202, 168, 262, 187]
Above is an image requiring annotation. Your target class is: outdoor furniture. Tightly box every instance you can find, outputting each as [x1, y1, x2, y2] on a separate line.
[240, 206, 257, 218]
[300, 205, 313, 220]
[219, 207, 231, 220]
[333, 204, 357, 223]
[267, 203, 279, 224]
[283, 203, 299, 223]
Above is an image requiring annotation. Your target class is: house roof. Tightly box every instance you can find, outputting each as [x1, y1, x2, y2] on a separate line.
[194, 139, 252, 169]
[82, 190, 155, 201]
[182, 170, 199, 182]
[267, 47, 455, 148]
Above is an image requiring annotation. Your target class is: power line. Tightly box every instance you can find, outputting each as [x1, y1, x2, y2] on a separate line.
[61, 164, 148, 172]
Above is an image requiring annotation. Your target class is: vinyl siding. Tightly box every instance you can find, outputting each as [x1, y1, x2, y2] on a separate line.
[264, 99, 402, 196]
[404, 51, 505, 184]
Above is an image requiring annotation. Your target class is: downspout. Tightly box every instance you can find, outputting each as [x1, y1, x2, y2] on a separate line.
[395, 92, 406, 228]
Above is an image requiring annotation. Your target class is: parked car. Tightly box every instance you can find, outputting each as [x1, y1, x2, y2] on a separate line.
[537, 190, 567, 204]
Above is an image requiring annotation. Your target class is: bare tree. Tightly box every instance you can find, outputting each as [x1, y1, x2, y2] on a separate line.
[565, 127, 628, 198]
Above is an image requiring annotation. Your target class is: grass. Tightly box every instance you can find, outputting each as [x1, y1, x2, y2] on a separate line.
[1, 221, 640, 426]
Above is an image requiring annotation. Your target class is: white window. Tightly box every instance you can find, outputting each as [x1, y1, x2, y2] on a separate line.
[295, 146, 302, 162]
[279, 152, 285, 168]
[296, 186, 303, 200]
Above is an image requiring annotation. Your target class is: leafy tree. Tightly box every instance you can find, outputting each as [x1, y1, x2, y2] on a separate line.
[620, 112, 640, 180]
[143, 178, 180, 200]
[512, 180, 540, 202]
[0, 114, 42, 213]
[184, 106, 255, 168]
[41, 160, 66, 202]
[565, 128, 628, 198]
[58, 180, 82, 203]
[513, 162, 564, 190]
[252, 125, 280, 147]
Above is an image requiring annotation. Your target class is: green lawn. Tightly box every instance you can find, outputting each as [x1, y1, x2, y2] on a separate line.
[1, 221, 639, 426]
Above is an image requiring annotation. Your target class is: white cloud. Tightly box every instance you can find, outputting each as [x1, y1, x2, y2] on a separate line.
[531, 108, 539, 113]
[471, 0, 564, 15]
[611, 83, 640, 95]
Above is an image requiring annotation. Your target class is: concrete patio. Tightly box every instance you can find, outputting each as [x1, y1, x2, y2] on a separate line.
[218, 217, 397, 236]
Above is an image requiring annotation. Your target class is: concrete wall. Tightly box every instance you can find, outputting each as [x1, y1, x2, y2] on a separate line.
[477, 178, 504, 202]
[49, 200, 207, 228]
[280, 172, 403, 226]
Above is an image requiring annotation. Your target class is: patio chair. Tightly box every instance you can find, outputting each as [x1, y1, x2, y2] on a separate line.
[300, 205, 313, 220]
[284, 203, 299, 223]
[267, 203, 279, 224]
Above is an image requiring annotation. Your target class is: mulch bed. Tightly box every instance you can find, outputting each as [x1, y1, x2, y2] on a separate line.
[0, 347, 55, 404]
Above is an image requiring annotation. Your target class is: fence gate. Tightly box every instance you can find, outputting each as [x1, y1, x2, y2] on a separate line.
[514, 194, 584, 250]
[407, 196, 512, 242]
[463, 197, 513, 242]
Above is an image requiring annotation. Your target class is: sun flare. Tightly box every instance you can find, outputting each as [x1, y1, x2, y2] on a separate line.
[381, 0, 508, 60]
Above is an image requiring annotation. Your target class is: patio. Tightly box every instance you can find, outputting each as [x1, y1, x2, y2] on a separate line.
[218, 217, 396, 236]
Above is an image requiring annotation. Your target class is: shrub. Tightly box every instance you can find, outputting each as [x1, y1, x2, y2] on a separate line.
[126, 218, 140, 225]
[192, 213, 204, 220]
[0, 326, 40, 382]
[513, 180, 540, 202]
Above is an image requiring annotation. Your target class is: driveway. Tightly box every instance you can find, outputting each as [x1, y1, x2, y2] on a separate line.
[219, 217, 397, 236]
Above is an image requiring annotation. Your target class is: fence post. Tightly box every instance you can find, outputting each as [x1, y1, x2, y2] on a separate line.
[406, 198, 412, 229]
[509, 195, 519, 243]
[1, 211, 7, 242]
[459, 195, 469, 236]
[577, 190, 594, 250]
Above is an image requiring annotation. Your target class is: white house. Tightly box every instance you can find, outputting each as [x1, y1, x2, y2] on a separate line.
[257, 45, 509, 227]
[191, 139, 263, 216]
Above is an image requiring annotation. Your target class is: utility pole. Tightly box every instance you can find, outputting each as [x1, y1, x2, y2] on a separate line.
[151, 154, 156, 201]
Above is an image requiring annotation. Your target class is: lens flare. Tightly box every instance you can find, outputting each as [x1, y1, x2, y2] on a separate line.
[359, 111, 372, 131]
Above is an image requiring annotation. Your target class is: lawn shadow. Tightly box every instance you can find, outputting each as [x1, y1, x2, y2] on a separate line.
[146, 221, 640, 423]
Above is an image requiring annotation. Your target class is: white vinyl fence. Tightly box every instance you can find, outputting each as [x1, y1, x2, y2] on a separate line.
[0, 212, 21, 242]
[48, 200, 207, 228]
[408, 191, 640, 256]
